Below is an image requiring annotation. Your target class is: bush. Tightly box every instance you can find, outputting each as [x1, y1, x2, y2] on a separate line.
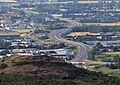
[0, 63, 8, 70]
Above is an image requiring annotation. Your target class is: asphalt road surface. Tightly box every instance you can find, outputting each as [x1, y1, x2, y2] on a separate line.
[50, 28, 92, 68]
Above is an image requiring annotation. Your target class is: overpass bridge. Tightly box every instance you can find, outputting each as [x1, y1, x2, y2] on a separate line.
[71, 62, 86, 68]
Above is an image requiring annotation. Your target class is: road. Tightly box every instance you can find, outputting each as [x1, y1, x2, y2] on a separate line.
[50, 28, 92, 68]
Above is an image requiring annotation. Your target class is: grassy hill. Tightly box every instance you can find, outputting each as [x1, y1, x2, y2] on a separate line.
[0, 55, 120, 85]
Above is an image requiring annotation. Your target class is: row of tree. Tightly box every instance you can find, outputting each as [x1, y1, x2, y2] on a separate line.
[106, 55, 120, 69]
[87, 42, 103, 60]
[72, 25, 120, 33]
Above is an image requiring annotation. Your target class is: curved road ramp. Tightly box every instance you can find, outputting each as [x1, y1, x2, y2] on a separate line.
[50, 29, 92, 68]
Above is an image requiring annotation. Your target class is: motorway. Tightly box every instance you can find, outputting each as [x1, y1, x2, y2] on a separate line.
[50, 28, 92, 68]
[9, 2, 91, 68]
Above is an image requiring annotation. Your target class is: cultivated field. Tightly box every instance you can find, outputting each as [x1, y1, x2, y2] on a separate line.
[51, 14, 62, 17]
[14, 29, 34, 34]
[84, 22, 120, 26]
[104, 52, 120, 55]
[13, 29, 35, 37]
[67, 32, 99, 36]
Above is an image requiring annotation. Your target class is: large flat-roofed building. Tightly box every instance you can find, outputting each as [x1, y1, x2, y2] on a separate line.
[0, 33, 20, 38]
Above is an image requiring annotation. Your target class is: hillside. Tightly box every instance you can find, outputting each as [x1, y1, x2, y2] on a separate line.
[0, 55, 120, 85]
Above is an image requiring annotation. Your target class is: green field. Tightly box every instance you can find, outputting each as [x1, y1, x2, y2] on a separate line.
[95, 54, 120, 62]
[94, 67, 120, 73]
[93, 66, 120, 77]
[111, 73, 120, 77]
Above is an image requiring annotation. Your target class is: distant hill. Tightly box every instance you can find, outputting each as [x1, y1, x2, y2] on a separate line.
[0, 55, 120, 85]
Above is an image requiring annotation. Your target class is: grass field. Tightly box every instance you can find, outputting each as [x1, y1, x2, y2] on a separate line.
[94, 67, 120, 73]
[93, 66, 120, 77]
[85, 60, 108, 67]
[111, 73, 120, 77]
[67, 32, 99, 36]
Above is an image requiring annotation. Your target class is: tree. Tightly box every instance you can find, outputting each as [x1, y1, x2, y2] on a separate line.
[96, 42, 103, 49]
[0, 63, 8, 70]
[112, 55, 120, 69]
[58, 43, 66, 48]
[88, 52, 96, 61]
[108, 63, 117, 69]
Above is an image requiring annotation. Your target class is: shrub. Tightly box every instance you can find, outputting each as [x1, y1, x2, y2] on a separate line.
[0, 63, 8, 70]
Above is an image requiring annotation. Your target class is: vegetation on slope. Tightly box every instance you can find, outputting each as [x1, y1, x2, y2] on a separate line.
[0, 55, 120, 85]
